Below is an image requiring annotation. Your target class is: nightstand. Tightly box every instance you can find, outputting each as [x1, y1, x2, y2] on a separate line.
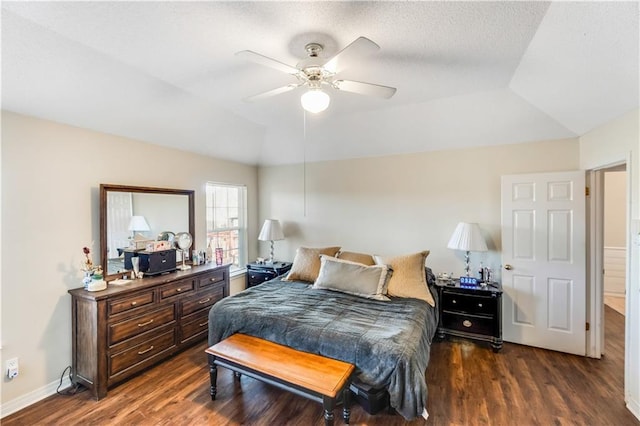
[246, 261, 292, 288]
[436, 280, 503, 352]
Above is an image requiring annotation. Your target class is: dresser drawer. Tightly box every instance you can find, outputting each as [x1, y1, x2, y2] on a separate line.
[109, 305, 176, 345]
[159, 279, 195, 300]
[109, 329, 176, 377]
[198, 270, 226, 289]
[442, 292, 495, 316]
[180, 310, 210, 344]
[181, 287, 223, 317]
[442, 312, 494, 336]
[108, 291, 155, 316]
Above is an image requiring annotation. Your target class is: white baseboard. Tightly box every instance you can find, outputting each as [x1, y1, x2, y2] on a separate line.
[628, 397, 640, 422]
[0, 375, 72, 419]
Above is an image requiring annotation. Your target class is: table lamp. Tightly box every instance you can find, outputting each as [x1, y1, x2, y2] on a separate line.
[128, 215, 150, 238]
[447, 222, 487, 276]
[258, 219, 284, 264]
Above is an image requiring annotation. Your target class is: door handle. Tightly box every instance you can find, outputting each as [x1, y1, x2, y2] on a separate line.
[504, 264, 513, 270]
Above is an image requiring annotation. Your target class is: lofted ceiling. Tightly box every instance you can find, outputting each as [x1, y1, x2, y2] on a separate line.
[2, 1, 638, 166]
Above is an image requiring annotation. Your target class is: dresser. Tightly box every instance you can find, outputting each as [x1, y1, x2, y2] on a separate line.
[436, 280, 503, 352]
[246, 261, 292, 288]
[68, 263, 230, 399]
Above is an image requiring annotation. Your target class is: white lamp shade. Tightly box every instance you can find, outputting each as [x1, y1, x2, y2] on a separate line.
[128, 215, 150, 232]
[258, 219, 284, 241]
[300, 89, 330, 113]
[447, 222, 488, 252]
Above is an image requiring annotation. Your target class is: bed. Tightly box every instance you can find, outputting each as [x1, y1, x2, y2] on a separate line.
[207, 266, 439, 420]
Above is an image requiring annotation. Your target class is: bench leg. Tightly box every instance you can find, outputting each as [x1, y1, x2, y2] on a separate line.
[234, 371, 242, 380]
[342, 387, 351, 424]
[208, 354, 217, 400]
[322, 395, 335, 426]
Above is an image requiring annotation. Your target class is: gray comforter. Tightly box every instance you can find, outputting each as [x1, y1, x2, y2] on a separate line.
[208, 277, 438, 420]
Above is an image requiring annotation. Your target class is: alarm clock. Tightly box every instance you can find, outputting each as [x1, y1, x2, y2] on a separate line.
[459, 276, 479, 286]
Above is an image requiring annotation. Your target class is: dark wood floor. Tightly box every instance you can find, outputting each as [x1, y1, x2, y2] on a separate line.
[4, 306, 637, 425]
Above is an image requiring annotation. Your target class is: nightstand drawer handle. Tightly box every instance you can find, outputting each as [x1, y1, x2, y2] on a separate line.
[138, 345, 154, 355]
[131, 301, 137, 306]
[137, 319, 154, 327]
[176, 288, 182, 292]
[463, 320, 472, 328]
[198, 322, 208, 327]
[199, 298, 212, 304]
[210, 277, 219, 282]
[478, 303, 483, 308]
[452, 300, 457, 304]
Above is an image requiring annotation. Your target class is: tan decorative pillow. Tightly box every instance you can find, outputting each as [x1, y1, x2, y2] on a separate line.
[313, 255, 391, 301]
[337, 251, 376, 266]
[283, 246, 341, 283]
[373, 250, 434, 306]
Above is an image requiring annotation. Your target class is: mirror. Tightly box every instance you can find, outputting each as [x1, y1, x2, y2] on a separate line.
[100, 184, 195, 279]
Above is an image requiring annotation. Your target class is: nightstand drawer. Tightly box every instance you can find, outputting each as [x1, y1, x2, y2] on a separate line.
[442, 292, 496, 316]
[442, 312, 494, 336]
[248, 270, 277, 285]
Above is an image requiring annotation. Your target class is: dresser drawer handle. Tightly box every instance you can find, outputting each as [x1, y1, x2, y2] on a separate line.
[198, 322, 208, 327]
[198, 298, 212, 304]
[210, 277, 219, 282]
[137, 345, 155, 355]
[463, 320, 472, 328]
[131, 301, 137, 306]
[176, 288, 182, 292]
[452, 300, 457, 304]
[478, 303, 483, 308]
[137, 319, 154, 327]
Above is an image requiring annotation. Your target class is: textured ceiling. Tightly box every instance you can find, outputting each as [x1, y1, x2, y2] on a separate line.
[2, 1, 638, 165]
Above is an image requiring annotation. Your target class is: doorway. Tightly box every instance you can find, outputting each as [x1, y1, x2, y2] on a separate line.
[603, 167, 627, 320]
[587, 162, 628, 361]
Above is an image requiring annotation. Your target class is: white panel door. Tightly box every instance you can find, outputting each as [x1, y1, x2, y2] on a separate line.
[501, 171, 586, 355]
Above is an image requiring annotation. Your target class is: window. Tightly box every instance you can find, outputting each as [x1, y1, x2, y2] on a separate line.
[205, 183, 247, 271]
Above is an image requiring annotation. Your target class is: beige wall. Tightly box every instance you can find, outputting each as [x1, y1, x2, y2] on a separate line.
[604, 171, 627, 247]
[259, 138, 580, 282]
[580, 108, 640, 418]
[0, 111, 258, 406]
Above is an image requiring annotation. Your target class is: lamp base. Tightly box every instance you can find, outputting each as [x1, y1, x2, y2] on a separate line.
[464, 250, 471, 276]
[268, 240, 275, 264]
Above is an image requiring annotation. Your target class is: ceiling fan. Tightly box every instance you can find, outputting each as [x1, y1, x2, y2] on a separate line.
[236, 36, 397, 113]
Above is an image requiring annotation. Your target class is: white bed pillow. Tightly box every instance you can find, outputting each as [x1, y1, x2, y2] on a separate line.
[312, 255, 391, 301]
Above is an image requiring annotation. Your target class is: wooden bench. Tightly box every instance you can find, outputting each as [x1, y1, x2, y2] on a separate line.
[206, 333, 355, 425]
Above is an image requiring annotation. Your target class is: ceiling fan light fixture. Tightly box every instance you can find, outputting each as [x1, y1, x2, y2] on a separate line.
[300, 89, 330, 113]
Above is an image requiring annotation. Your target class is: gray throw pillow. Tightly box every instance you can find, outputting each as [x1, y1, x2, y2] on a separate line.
[312, 255, 391, 301]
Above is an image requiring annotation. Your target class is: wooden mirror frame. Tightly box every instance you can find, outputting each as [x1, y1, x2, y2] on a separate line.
[100, 184, 195, 281]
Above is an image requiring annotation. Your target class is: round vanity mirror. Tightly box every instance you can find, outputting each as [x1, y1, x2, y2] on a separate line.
[175, 232, 193, 270]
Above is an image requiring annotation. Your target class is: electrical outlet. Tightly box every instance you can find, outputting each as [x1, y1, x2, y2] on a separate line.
[6, 358, 19, 379]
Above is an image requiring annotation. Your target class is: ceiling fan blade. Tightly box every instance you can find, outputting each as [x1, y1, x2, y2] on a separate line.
[323, 37, 380, 74]
[334, 80, 397, 99]
[236, 50, 300, 75]
[244, 84, 301, 102]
